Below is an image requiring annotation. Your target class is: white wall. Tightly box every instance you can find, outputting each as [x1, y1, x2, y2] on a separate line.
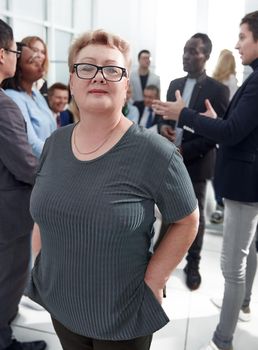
[90, 0, 159, 72]
[155, 0, 246, 98]
[0, 0, 256, 89]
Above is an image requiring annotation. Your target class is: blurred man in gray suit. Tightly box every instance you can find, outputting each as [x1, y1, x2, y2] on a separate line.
[130, 49, 160, 103]
[0, 19, 46, 350]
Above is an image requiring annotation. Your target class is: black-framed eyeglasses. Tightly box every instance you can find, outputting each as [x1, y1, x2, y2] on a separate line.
[4, 48, 21, 58]
[73, 63, 128, 82]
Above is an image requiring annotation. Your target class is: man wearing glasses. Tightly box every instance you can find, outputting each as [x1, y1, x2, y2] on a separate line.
[3, 47, 21, 58]
[0, 19, 46, 350]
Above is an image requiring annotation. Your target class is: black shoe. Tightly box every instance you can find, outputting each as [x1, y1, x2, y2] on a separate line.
[5, 339, 46, 350]
[183, 264, 201, 290]
[210, 210, 224, 224]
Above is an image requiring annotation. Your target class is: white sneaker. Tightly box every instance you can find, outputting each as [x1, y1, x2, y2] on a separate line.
[200, 340, 221, 350]
[210, 297, 251, 322]
[200, 340, 233, 350]
[20, 296, 45, 311]
[239, 306, 251, 322]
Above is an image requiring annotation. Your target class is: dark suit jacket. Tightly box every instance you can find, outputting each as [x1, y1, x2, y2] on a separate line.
[0, 90, 37, 242]
[165, 72, 229, 182]
[133, 101, 163, 127]
[179, 59, 258, 202]
[60, 109, 74, 126]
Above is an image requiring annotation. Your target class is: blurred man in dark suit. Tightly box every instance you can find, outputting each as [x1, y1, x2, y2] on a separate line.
[0, 19, 46, 350]
[157, 33, 229, 290]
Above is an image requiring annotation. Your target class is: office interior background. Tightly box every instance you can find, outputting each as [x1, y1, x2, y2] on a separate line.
[0, 0, 257, 98]
[1, 1, 258, 349]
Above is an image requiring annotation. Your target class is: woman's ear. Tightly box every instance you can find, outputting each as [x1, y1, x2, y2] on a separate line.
[0, 48, 5, 64]
[125, 78, 129, 93]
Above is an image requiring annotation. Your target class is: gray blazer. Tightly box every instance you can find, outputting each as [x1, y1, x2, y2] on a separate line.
[130, 69, 160, 102]
[0, 90, 37, 242]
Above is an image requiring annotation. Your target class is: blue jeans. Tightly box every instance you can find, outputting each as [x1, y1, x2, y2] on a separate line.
[213, 199, 258, 349]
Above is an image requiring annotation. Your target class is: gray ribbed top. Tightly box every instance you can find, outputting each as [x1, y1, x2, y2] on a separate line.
[28, 123, 197, 340]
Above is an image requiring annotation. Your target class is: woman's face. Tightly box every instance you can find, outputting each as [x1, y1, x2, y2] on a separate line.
[29, 40, 46, 68]
[70, 44, 128, 114]
[19, 46, 45, 83]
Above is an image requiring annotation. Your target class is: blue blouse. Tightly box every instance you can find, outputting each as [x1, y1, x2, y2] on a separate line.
[5, 89, 56, 158]
[127, 102, 139, 123]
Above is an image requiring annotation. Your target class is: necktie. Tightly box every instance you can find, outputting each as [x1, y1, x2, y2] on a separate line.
[56, 113, 61, 127]
[146, 107, 153, 128]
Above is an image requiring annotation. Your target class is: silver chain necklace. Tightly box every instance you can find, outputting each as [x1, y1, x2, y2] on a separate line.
[73, 119, 121, 155]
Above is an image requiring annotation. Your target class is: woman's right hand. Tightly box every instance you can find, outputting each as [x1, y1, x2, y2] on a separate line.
[144, 277, 164, 304]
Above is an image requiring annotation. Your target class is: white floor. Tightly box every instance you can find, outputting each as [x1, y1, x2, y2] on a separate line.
[12, 223, 258, 350]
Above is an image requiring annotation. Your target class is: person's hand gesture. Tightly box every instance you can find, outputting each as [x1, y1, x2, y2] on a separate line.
[201, 99, 217, 119]
[152, 90, 185, 121]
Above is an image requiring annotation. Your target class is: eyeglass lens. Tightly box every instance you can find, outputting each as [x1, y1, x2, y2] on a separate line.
[76, 64, 125, 81]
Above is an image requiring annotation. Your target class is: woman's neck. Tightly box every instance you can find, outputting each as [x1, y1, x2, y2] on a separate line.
[78, 112, 123, 138]
[72, 115, 132, 160]
[19, 80, 33, 95]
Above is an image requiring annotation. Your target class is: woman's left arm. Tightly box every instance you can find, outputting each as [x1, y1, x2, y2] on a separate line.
[144, 207, 199, 303]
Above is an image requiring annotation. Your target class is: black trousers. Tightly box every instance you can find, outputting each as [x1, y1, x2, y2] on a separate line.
[52, 317, 153, 350]
[0, 234, 31, 349]
[155, 180, 207, 268]
[186, 180, 207, 267]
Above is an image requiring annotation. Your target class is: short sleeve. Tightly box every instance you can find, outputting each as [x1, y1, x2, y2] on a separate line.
[156, 148, 197, 223]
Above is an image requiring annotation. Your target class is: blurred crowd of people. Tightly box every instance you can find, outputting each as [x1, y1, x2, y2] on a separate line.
[0, 9, 258, 350]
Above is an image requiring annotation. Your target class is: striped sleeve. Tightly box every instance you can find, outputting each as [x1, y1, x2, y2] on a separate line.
[155, 148, 197, 223]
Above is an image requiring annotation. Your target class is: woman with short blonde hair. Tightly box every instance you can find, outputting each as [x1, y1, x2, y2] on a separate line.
[27, 29, 198, 350]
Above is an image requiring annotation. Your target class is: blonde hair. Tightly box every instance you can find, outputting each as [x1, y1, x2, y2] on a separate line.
[69, 98, 80, 123]
[68, 29, 131, 73]
[21, 36, 49, 74]
[213, 49, 236, 82]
